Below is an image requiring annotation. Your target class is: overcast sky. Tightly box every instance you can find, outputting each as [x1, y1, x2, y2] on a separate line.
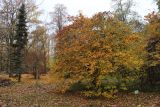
[38, 0, 158, 22]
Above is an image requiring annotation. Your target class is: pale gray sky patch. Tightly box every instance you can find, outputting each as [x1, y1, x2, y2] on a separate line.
[38, 0, 158, 22]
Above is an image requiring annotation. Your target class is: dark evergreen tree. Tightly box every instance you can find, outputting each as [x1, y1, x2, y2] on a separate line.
[157, 0, 160, 11]
[12, 4, 28, 82]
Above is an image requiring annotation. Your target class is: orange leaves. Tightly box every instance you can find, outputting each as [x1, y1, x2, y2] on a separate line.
[123, 34, 139, 44]
[114, 51, 144, 70]
[54, 12, 145, 95]
[145, 12, 160, 38]
[145, 12, 160, 67]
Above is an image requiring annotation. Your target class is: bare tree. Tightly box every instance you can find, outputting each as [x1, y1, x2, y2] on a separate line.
[112, 0, 143, 32]
[25, 26, 49, 79]
[50, 4, 68, 32]
[49, 4, 69, 57]
[112, 0, 138, 22]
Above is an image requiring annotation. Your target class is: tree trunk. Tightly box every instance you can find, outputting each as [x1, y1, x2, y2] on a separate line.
[18, 73, 21, 82]
[33, 69, 40, 80]
[9, 73, 13, 78]
[92, 68, 100, 91]
[36, 70, 40, 80]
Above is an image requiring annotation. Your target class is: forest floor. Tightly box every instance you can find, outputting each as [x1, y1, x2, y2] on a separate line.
[0, 74, 160, 107]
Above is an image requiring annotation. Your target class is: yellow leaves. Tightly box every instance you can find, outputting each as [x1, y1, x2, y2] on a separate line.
[90, 52, 106, 59]
[123, 34, 139, 44]
[102, 90, 118, 98]
[114, 51, 144, 71]
[146, 12, 160, 38]
[92, 42, 100, 47]
[54, 12, 145, 97]
[84, 61, 96, 74]
[145, 12, 160, 68]
[82, 91, 101, 98]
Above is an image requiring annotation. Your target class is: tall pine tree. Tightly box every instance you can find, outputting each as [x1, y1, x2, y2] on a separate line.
[12, 4, 28, 82]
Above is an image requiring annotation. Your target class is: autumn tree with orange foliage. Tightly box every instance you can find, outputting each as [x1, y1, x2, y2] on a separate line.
[54, 12, 145, 97]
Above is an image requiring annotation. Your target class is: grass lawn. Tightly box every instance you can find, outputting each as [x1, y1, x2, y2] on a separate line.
[0, 74, 160, 107]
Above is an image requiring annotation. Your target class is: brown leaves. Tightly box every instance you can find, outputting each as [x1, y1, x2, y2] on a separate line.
[54, 12, 145, 96]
